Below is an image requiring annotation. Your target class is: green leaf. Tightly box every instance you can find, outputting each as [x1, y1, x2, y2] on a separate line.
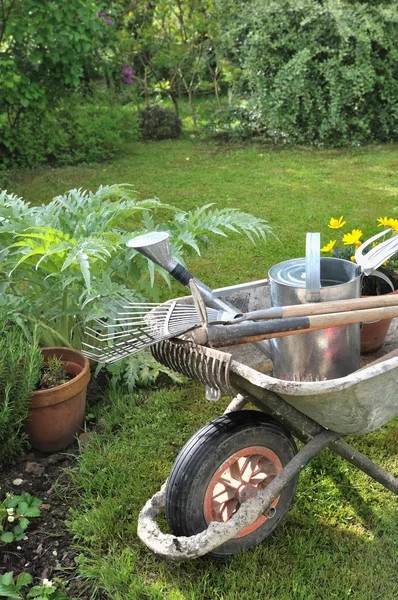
[0, 532, 14, 543]
[24, 507, 40, 517]
[19, 493, 33, 505]
[26, 588, 45, 598]
[1, 573, 13, 586]
[18, 517, 29, 530]
[0, 584, 21, 600]
[16, 573, 33, 589]
[17, 501, 28, 515]
[13, 525, 23, 535]
[5, 496, 20, 509]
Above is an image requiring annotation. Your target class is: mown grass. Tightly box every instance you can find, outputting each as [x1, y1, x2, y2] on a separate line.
[69, 386, 398, 600]
[7, 140, 398, 598]
[9, 139, 398, 291]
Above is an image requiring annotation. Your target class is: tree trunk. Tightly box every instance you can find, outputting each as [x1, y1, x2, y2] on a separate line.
[188, 89, 197, 127]
[169, 92, 179, 117]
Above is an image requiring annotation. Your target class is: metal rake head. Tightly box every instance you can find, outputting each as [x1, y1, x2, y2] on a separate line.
[82, 297, 225, 364]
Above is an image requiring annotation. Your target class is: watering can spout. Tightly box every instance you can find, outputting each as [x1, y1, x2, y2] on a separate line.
[127, 231, 174, 271]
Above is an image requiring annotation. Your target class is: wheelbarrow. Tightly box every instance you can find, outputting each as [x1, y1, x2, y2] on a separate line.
[137, 338, 398, 559]
[84, 231, 398, 560]
[115, 231, 398, 560]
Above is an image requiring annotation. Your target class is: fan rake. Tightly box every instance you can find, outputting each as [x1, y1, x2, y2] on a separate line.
[82, 296, 228, 364]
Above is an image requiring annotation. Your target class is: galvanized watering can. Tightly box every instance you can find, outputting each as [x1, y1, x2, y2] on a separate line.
[268, 233, 362, 381]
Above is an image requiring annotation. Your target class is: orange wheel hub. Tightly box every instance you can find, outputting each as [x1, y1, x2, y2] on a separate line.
[203, 446, 283, 538]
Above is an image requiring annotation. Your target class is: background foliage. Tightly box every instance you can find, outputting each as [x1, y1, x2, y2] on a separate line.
[216, 0, 398, 144]
[2, 0, 397, 170]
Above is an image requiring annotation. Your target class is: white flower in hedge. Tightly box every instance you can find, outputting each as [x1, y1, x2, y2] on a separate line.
[7, 516, 15, 522]
[42, 579, 53, 588]
[6, 508, 14, 515]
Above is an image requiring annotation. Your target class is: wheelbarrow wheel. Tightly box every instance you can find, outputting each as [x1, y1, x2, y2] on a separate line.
[165, 410, 298, 557]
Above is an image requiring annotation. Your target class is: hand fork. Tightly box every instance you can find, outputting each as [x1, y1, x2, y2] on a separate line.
[355, 229, 398, 276]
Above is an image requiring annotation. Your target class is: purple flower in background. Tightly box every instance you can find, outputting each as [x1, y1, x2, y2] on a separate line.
[97, 11, 113, 25]
[120, 64, 134, 85]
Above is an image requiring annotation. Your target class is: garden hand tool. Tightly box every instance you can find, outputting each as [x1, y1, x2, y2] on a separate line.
[355, 228, 398, 276]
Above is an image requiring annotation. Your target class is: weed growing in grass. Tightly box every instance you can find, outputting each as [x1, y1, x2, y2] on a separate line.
[0, 491, 41, 544]
[0, 572, 71, 600]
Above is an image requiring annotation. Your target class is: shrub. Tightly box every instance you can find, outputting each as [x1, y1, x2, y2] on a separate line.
[205, 105, 267, 141]
[138, 105, 182, 141]
[0, 185, 272, 389]
[0, 99, 139, 169]
[0, 323, 42, 467]
[217, 0, 398, 145]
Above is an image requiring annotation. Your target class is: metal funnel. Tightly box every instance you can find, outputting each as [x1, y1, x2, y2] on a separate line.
[127, 232, 175, 272]
[127, 230, 271, 356]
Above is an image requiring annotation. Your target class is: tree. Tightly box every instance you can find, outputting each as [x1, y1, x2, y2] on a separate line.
[0, 0, 115, 155]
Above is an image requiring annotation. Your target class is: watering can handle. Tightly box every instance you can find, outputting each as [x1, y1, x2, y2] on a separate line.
[306, 232, 321, 303]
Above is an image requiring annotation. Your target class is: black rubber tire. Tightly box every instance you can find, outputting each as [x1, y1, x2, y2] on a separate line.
[165, 411, 298, 557]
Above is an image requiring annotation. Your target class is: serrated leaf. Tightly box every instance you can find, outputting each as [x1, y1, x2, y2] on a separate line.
[0, 584, 21, 600]
[26, 587, 44, 598]
[17, 501, 28, 516]
[24, 507, 40, 517]
[5, 496, 20, 509]
[18, 517, 29, 530]
[19, 493, 31, 504]
[1, 573, 13, 586]
[0, 532, 14, 543]
[16, 573, 33, 588]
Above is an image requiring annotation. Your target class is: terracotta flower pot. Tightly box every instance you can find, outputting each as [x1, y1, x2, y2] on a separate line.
[360, 289, 398, 354]
[25, 347, 90, 453]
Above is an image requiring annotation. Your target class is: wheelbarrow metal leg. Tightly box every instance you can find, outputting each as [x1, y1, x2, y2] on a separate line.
[137, 429, 340, 560]
[329, 439, 398, 495]
[231, 388, 398, 495]
[245, 393, 398, 495]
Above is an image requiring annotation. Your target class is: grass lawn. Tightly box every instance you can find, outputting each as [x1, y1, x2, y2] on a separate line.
[7, 141, 398, 599]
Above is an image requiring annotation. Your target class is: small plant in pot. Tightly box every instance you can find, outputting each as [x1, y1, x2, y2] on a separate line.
[321, 216, 398, 353]
[25, 347, 90, 453]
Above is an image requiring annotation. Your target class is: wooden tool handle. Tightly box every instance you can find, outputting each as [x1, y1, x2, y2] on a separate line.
[196, 304, 398, 348]
[283, 294, 398, 318]
[240, 293, 398, 322]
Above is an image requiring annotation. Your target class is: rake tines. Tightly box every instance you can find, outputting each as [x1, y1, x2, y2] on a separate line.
[82, 298, 223, 363]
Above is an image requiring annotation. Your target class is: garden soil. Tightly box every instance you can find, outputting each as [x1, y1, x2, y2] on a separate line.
[0, 378, 107, 600]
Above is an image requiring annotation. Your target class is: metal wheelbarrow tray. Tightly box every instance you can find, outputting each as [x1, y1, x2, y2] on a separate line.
[137, 339, 398, 561]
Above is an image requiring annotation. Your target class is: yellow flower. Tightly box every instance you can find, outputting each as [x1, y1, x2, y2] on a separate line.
[320, 240, 336, 253]
[328, 216, 346, 229]
[342, 229, 363, 245]
[350, 256, 356, 262]
[387, 218, 398, 232]
[377, 216, 390, 227]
